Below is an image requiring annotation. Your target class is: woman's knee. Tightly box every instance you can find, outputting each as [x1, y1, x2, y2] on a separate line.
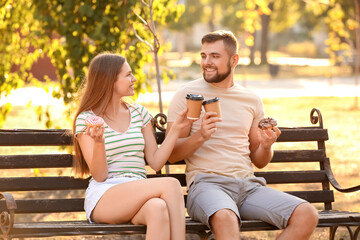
[144, 198, 170, 224]
[163, 177, 182, 187]
[162, 177, 183, 196]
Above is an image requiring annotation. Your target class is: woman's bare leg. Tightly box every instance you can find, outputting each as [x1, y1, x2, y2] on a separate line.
[131, 198, 170, 240]
[91, 177, 185, 240]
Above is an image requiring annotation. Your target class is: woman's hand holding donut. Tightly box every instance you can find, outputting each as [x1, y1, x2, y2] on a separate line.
[85, 125, 105, 143]
[85, 116, 105, 143]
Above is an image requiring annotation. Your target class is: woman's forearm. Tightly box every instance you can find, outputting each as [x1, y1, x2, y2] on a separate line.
[89, 141, 108, 181]
[150, 125, 183, 170]
[167, 131, 205, 163]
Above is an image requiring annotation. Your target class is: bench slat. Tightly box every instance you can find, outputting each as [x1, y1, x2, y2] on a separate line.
[149, 171, 327, 185]
[155, 128, 328, 144]
[0, 130, 72, 146]
[272, 150, 325, 162]
[6, 210, 359, 239]
[0, 149, 324, 170]
[0, 128, 328, 146]
[0, 190, 334, 214]
[0, 171, 327, 191]
[0, 177, 89, 191]
[287, 190, 334, 203]
[277, 128, 328, 142]
[167, 149, 326, 165]
[255, 170, 328, 184]
[0, 154, 73, 169]
[0, 198, 84, 213]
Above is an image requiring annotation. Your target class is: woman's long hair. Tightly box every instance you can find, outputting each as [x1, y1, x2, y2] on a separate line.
[72, 53, 125, 178]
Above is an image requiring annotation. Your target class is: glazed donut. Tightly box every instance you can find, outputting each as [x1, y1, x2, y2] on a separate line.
[258, 117, 277, 130]
[85, 116, 104, 127]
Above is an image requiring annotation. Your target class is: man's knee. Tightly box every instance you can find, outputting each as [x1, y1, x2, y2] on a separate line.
[210, 209, 239, 228]
[289, 203, 318, 229]
[210, 209, 240, 238]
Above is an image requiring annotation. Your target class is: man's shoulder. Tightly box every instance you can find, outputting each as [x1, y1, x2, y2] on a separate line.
[232, 81, 255, 92]
[180, 78, 204, 88]
[172, 78, 204, 96]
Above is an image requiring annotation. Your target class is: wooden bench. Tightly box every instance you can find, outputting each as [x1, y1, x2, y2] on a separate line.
[1, 108, 360, 240]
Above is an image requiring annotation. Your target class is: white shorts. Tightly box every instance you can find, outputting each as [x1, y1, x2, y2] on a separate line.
[84, 176, 143, 223]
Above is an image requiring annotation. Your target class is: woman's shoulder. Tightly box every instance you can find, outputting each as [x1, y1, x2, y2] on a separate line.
[129, 103, 147, 113]
[129, 103, 151, 126]
[76, 110, 95, 121]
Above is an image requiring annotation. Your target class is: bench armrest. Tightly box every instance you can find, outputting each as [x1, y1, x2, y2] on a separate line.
[324, 158, 360, 193]
[0, 192, 17, 236]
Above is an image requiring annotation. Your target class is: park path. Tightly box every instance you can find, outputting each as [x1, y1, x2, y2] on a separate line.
[137, 76, 360, 104]
[1, 76, 359, 106]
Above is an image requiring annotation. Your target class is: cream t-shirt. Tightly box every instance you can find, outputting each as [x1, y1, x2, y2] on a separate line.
[167, 78, 265, 188]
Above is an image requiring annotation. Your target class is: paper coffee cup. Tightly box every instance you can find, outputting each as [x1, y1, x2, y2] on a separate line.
[186, 94, 204, 120]
[202, 97, 221, 118]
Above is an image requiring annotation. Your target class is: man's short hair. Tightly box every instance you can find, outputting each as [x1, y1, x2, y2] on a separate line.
[201, 30, 239, 56]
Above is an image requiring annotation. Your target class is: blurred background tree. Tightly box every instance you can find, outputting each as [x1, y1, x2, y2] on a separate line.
[0, 0, 183, 127]
[306, 0, 360, 108]
[169, 0, 312, 65]
[1, 0, 360, 128]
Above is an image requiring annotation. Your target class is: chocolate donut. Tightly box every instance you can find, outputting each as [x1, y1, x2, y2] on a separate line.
[258, 117, 277, 130]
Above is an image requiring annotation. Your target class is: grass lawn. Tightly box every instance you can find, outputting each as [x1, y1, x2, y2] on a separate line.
[1, 96, 360, 239]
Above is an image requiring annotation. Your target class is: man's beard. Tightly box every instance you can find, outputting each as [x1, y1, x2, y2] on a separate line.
[203, 62, 231, 83]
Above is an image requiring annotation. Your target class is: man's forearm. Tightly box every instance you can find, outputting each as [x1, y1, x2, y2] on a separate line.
[250, 145, 274, 169]
[168, 131, 205, 163]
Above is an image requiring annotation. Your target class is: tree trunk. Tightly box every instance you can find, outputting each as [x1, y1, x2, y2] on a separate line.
[354, 0, 360, 109]
[249, 31, 256, 65]
[208, 3, 216, 32]
[178, 31, 185, 59]
[260, 2, 274, 65]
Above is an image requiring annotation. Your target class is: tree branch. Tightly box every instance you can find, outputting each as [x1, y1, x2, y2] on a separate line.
[132, 25, 154, 52]
[132, 8, 157, 43]
[141, 0, 149, 8]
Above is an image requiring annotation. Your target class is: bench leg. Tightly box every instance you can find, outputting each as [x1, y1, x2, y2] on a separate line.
[330, 226, 356, 240]
[354, 226, 360, 240]
[197, 231, 214, 240]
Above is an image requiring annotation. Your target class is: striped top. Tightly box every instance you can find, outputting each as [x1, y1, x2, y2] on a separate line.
[75, 103, 152, 180]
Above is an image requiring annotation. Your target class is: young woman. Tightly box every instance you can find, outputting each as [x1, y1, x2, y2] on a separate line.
[72, 52, 189, 240]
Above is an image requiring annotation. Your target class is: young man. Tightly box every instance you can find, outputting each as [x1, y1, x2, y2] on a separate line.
[166, 30, 318, 239]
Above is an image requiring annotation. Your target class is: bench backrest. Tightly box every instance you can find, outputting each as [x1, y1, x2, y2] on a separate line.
[0, 109, 332, 219]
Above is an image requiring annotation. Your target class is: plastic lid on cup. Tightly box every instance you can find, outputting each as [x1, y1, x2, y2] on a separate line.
[186, 94, 204, 101]
[202, 97, 219, 105]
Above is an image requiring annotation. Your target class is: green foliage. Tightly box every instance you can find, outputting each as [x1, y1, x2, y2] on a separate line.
[0, 1, 39, 100]
[0, 0, 183, 127]
[270, 0, 301, 33]
[202, 0, 272, 47]
[307, 0, 358, 65]
[168, 1, 202, 31]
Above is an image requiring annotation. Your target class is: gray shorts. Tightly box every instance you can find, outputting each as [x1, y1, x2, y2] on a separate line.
[186, 174, 306, 229]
